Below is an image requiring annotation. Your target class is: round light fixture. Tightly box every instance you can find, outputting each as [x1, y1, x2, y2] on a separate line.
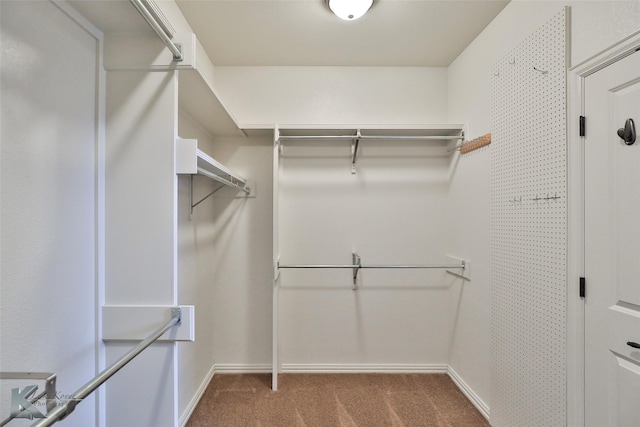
[327, 0, 374, 21]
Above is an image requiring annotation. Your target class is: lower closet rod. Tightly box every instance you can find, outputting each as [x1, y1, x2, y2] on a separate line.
[31, 309, 182, 427]
[278, 263, 465, 269]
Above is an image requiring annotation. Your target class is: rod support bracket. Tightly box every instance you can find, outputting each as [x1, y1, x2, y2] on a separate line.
[351, 130, 361, 175]
[173, 43, 183, 61]
[171, 307, 182, 325]
[352, 253, 361, 290]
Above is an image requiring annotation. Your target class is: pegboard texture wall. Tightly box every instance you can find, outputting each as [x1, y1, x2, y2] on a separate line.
[490, 9, 567, 427]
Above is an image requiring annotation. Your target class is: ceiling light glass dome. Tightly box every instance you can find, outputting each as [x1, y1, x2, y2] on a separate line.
[327, 0, 374, 21]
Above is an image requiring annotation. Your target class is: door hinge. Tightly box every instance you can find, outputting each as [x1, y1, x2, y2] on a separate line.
[579, 116, 586, 137]
[580, 277, 586, 298]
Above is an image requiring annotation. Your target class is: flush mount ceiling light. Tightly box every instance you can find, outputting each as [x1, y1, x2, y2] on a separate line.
[326, 0, 374, 21]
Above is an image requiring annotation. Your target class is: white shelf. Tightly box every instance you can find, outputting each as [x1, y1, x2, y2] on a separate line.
[273, 125, 466, 173]
[243, 124, 465, 138]
[277, 124, 464, 138]
[275, 125, 465, 150]
[176, 138, 251, 195]
[179, 69, 245, 138]
[275, 124, 465, 134]
[177, 41, 246, 138]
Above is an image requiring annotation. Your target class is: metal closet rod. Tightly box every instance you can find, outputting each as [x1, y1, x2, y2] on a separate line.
[278, 257, 465, 290]
[197, 167, 250, 195]
[31, 309, 181, 427]
[130, 0, 183, 61]
[278, 135, 464, 141]
[278, 262, 465, 269]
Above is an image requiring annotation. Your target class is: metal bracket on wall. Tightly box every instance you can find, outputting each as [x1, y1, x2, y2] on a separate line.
[352, 252, 361, 290]
[171, 307, 182, 325]
[190, 175, 225, 214]
[351, 130, 361, 175]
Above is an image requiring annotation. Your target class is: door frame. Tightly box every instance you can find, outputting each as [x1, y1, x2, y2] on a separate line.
[567, 29, 640, 427]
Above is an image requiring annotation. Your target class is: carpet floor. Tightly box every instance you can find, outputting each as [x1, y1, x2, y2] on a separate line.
[186, 374, 490, 427]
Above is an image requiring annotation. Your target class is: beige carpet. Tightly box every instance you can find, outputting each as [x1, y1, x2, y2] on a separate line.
[186, 374, 489, 427]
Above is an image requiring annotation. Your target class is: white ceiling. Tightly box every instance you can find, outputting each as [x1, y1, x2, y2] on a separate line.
[69, 0, 510, 67]
[176, 0, 510, 67]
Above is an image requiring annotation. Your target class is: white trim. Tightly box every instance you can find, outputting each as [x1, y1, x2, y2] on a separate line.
[567, 29, 640, 427]
[215, 364, 273, 374]
[447, 366, 489, 421]
[179, 364, 216, 427]
[95, 39, 107, 427]
[51, 0, 103, 39]
[567, 55, 586, 427]
[280, 364, 448, 374]
[49, 2, 107, 425]
[272, 127, 281, 391]
[570, 30, 640, 77]
[215, 363, 449, 375]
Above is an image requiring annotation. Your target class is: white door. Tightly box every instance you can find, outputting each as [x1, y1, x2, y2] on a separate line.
[584, 50, 640, 427]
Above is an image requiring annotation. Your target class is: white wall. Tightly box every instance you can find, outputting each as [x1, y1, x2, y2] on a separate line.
[190, 22, 452, 375]
[199, 35, 452, 375]
[446, 2, 566, 412]
[214, 67, 448, 126]
[570, 0, 640, 65]
[277, 141, 455, 369]
[446, 0, 640, 419]
[206, 136, 274, 370]
[448, 0, 640, 141]
[445, 148, 492, 411]
[104, 70, 178, 427]
[175, 111, 217, 423]
[0, 1, 101, 424]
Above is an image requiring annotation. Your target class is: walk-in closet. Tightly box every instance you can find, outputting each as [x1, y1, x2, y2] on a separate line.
[1, 1, 640, 426]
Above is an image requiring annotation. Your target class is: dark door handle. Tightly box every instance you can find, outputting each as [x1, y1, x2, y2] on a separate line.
[617, 118, 636, 145]
[628, 341, 640, 349]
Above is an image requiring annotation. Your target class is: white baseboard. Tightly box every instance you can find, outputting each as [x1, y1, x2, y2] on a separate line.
[447, 366, 490, 421]
[179, 364, 215, 427]
[214, 363, 272, 373]
[280, 364, 449, 374]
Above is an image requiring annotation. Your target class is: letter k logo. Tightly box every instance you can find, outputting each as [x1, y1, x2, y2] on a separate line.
[11, 385, 46, 419]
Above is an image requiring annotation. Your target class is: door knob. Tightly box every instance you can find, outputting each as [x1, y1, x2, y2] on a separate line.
[628, 341, 640, 349]
[617, 118, 636, 145]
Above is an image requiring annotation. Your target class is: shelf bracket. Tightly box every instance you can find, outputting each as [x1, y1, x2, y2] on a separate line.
[351, 129, 361, 175]
[352, 252, 361, 290]
[190, 176, 225, 214]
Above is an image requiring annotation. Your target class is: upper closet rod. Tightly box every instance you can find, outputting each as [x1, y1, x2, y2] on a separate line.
[278, 135, 464, 142]
[130, 0, 183, 61]
[197, 167, 251, 195]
